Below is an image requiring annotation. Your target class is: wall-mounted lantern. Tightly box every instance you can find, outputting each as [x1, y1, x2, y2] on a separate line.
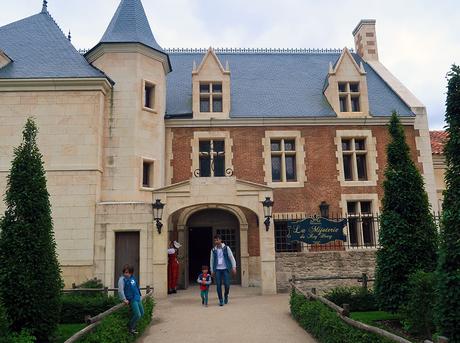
[319, 201, 330, 218]
[262, 197, 274, 231]
[152, 199, 165, 234]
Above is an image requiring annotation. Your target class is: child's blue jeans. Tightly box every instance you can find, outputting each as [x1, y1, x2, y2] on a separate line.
[129, 300, 144, 330]
[200, 289, 209, 305]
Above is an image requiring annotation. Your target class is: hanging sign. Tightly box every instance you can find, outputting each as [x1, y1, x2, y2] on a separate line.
[287, 216, 347, 244]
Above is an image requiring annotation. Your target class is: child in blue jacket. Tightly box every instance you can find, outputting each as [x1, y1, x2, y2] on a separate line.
[118, 264, 144, 335]
[197, 265, 212, 307]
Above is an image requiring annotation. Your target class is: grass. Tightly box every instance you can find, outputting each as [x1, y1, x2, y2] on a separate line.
[54, 323, 86, 343]
[350, 311, 400, 325]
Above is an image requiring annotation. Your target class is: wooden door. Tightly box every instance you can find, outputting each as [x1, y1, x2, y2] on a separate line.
[114, 232, 140, 287]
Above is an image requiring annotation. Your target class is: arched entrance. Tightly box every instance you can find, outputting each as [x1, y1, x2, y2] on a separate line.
[174, 203, 250, 289]
[153, 177, 277, 297]
[187, 209, 241, 284]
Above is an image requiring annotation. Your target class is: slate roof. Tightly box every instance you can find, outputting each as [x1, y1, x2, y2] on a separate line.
[166, 51, 414, 118]
[0, 10, 106, 79]
[430, 131, 448, 155]
[100, 0, 164, 53]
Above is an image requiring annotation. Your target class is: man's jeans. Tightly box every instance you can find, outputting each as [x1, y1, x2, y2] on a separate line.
[215, 269, 230, 301]
[129, 300, 144, 330]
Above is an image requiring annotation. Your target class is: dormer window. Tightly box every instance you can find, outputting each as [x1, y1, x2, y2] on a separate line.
[338, 82, 361, 113]
[200, 82, 223, 113]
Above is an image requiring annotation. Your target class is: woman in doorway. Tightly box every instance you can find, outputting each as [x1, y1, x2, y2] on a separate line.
[167, 241, 181, 294]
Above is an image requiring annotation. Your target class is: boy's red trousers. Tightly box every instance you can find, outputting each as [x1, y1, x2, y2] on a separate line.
[168, 253, 179, 290]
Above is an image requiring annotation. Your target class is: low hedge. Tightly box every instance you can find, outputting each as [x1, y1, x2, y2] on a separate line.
[79, 297, 154, 343]
[324, 286, 377, 312]
[290, 289, 391, 343]
[60, 294, 119, 324]
[401, 271, 435, 338]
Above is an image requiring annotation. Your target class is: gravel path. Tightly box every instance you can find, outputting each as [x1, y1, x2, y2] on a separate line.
[140, 286, 317, 343]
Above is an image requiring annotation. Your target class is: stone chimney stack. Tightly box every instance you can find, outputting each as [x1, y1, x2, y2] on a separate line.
[352, 19, 379, 61]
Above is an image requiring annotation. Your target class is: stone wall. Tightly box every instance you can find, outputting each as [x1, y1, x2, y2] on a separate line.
[275, 250, 376, 293]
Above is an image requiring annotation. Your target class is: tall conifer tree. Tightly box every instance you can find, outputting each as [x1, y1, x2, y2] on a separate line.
[436, 65, 460, 342]
[374, 112, 438, 312]
[0, 118, 63, 341]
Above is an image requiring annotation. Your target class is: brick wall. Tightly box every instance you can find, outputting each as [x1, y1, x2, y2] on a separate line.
[169, 125, 420, 214]
[275, 250, 376, 292]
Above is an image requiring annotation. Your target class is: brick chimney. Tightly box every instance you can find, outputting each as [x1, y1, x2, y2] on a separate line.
[352, 19, 379, 61]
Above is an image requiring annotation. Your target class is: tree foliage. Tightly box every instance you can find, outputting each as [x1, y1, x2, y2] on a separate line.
[374, 112, 438, 312]
[436, 65, 460, 342]
[0, 118, 63, 342]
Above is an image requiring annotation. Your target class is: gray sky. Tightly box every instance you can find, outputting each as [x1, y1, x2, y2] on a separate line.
[1, 0, 459, 129]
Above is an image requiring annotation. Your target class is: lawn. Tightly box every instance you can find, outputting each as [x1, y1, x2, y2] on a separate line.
[350, 311, 428, 343]
[350, 311, 400, 325]
[55, 323, 86, 343]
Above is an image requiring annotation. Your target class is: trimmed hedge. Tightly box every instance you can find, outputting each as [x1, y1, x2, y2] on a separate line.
[290, 290, 391, 343]
[60, 294, 119, 324]
[401, 271, 435, 338]
[79, 297, 154, 343]
[324, 287, 377, 312]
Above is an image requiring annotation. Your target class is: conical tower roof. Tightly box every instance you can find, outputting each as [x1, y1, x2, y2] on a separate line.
[100, 0, 164, 52]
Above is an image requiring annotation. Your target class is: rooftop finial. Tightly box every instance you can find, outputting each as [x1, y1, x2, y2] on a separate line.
[41, 0, 48, 13]
[67, 30, 71, 42]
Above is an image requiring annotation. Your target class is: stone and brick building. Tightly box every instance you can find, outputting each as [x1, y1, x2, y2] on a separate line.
[0, 0, 438, 296]
[430, 130, 448, 210]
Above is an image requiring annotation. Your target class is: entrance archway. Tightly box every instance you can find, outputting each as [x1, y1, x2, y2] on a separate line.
[187, 209, 241, 284]
[175, 204, 250, 289]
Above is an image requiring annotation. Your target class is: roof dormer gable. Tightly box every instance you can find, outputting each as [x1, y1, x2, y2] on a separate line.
[193, 47, 230, 76]
[329, 47, 366, 76]
[192, 47, 231, 119]
[0, 50, 12, 69]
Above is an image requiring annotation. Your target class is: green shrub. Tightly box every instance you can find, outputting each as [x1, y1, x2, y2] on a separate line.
[324, 287, 377, 312]
[0, 303, 10, 339]
[436, 64, 460, 343]
[76, 278, 104, 289]
[290, 290, 391, 343]
[374, 113, 438, 313]
[0, 118, 63, 341]
[7, 331, 36, 343]
[74, 278, 106, 298]
[60, 294, 119, 324]
[79, 297, 154, 343]
[401, 271, 435, 338]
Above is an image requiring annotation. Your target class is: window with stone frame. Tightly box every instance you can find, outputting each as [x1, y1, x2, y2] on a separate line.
[270, 139, 297, 183]
[346, 200, 376, 246]
[341, 137, 368, 181]
[144, 81, 155, 110]
[198, 139, 225, 177]
[274, 220, 301, 252]
[200, 82, 223, 113]
[142, 160, 154, 188]
[338, 82, 361, 112]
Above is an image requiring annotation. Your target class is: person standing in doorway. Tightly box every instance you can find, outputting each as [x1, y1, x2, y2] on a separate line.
[167, 240, 181, 294]
[210, 234, 237, 306]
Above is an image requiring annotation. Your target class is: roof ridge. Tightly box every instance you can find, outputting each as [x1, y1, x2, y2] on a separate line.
[164, 47, 351, 54]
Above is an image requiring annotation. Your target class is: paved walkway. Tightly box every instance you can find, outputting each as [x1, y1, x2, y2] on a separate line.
[140, 286, 317, 343]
